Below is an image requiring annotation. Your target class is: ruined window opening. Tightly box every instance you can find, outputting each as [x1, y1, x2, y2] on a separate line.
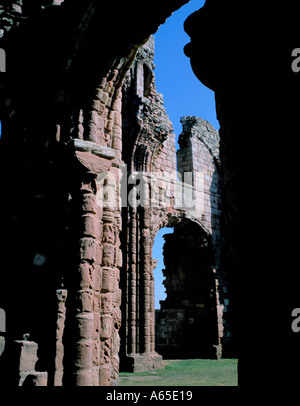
[143, 64, 153, 99]
[152, 227, 173, 310]
[155, 220, 219, 360]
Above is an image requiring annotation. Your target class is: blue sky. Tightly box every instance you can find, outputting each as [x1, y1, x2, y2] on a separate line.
[153, 0, 219, 145]
[152, 0, 219, 308]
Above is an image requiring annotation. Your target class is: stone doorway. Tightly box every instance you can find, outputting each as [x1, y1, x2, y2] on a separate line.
[155, 219, 220, 360]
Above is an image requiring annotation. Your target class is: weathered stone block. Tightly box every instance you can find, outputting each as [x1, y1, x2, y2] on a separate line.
[92, 340, 101, 366]
[100, 315, 112, 340]
[74, 369, 92, 386]
[14, 341, 38, 372]
[20, 371, 48, 386]
[92, 366, 100, 386]
[54, 370, 64, 387]
[55, 341, 64, 368]
[82, 193, 97, 214]
[99, 365, 111, 386]
[114, 266, 120, 282]
[101, 293, 113, 314]
[102, 267, 114, 292]
[74, 341, 92, 369]
[102, 244, 114, 267]
[78, 262, 92, 289]
[81, 214, 99, 239]
[77, 290, 94, 313]
[80, 238, 97, 262]
[93, 314, 101, 339]
[113, 288, 122, 307]
[93, 291, 101, 313]
[56, 289, 67, 304]
[92, 265, 102, 291]
[116, 247, 123, 268]
[76, 313, 94, 340]
[56, 313, 66, 340]
[74, 150, 113, 174]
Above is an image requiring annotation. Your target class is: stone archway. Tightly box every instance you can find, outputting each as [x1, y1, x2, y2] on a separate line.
[1, 0, 300, 389]
[118, 35, 229, 373]
[0, 0, 234, 386]
[155, 218, 221, 360]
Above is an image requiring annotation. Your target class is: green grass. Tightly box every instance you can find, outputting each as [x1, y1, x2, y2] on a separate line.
[117, 359, 238, 386]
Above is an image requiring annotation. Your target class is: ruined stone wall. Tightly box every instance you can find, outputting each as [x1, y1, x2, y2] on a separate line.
[120, 36, 230, 372]
[0, 0, 298, 389]
[0, 3, 230, 384]
[177, 116, 221, 239]
[122, 35, 176, 174]
[121, 36, 176, 372]
[0, 0, 191, 386]
[154, 116, 232, 359]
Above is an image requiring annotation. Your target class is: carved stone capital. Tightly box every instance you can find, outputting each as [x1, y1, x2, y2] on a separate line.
[66, 139, 115, 174]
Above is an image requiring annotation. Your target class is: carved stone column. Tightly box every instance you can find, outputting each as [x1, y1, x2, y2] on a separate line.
[54, 289, 67, 386]
[128, 207, 137, 356]
[99, 206, 116, 385]
[121, 204, 163, 372]
[73, 171, 99, 386]
[150, 259, 157, 353]
[62, 139, 121, 386]
[141, 208, 151, 354]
